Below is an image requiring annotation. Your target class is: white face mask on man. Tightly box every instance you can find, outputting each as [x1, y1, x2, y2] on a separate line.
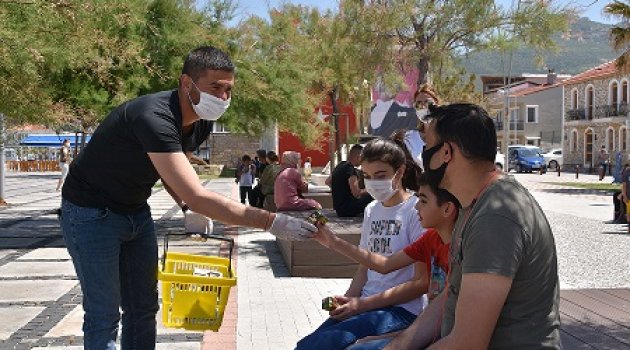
[364, 171, 399, 203]
[188, 80, 230, 121]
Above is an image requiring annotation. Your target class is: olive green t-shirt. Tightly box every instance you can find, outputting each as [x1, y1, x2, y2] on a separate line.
[442, 176, 561, 349]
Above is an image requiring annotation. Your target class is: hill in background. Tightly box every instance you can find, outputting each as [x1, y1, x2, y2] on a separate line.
[462, 17, 618, 77]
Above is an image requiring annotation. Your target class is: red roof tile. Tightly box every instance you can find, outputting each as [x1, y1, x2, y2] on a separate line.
[510, 83, 561, 97]
[562, 60, 618, 85]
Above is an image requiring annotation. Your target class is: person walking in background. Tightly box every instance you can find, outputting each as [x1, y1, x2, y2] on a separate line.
[327, 144, 373, 217]
[59, 46, 316, 350]
[275, 151, 321, 211]
[235, 154, 256, 205]
[620, 163, 630, 233]
[56, 139, 71, 192]
[250, 149, 268, 207]
[259, 151, 281, 211]
[303, 156, 313, 182]
[598, 145, 610, 181]
[255, 149, 268, 178]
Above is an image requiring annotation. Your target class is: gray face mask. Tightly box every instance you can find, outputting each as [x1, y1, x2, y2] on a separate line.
[187, 80, 230, 121]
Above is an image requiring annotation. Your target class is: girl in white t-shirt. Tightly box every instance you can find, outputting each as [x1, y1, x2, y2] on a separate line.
[296, 132, 426, 350]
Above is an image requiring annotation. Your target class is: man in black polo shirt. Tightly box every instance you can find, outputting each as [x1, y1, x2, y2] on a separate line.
[60, 46, 315, 350]
[327, 144, 373, 217]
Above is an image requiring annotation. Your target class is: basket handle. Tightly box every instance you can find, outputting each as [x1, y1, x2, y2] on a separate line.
[162, 232, 235, 278]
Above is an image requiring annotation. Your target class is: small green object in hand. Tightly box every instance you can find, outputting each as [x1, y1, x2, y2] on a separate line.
[322, 296, 338, 311]
[307, 211, 328, 225]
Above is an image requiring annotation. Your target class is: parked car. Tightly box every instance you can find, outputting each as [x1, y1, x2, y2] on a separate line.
[508, 146, 547, 173]
[542, 148, 563, 169]
[495, 152, 505, 171]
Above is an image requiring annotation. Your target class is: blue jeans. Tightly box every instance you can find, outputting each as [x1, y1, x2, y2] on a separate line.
[60, 199, 159, 350]
[295, 306, 416, 350]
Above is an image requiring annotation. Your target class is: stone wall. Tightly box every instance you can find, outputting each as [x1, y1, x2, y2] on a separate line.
[203, 133, 261, 168]
[562, 123, 628, 171]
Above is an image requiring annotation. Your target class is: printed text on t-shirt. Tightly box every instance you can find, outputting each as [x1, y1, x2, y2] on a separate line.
[368, 219, 402, 254]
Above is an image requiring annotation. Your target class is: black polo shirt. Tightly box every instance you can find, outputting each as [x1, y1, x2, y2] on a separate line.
[62, 90, 212, 214]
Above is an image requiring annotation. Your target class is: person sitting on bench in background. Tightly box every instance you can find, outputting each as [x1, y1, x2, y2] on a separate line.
[326, 144, 373, 217]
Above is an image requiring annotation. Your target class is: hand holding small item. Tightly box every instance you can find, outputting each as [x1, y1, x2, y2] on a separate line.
[184, 210, 213, 241]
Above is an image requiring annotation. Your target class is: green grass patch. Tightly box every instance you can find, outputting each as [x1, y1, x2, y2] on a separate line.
[199, 174, 219, 181]
[219, 167, 236, 178]
[545, 182, 621, 191]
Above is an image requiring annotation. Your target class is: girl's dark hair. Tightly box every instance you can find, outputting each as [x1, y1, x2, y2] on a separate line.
[417, 173, 462, 209]
[361, 130, 422, 192]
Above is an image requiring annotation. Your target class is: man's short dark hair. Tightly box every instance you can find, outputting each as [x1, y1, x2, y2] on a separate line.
[182, 46, 234, 81]
[256, 149, 267, 158]
[349, 144, 363, 156]
[426, 103, 496, 163]
[242, 154, 251, 162]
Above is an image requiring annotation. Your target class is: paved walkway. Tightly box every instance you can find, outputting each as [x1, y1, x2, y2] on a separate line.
[0, 170, 629, 349]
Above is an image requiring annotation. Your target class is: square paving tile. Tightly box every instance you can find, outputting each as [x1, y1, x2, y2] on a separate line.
[0, 306, 45, 340]
[0, 280, 76, 302]
[0, 238, 44, 249]
[18, 248, 71, 260]
[47, 304, 203, 337]
[0, 261, 75, 277]
[0, 249, 16, 260]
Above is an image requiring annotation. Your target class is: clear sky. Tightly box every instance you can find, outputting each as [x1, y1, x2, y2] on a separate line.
[236, 0, 615, 24]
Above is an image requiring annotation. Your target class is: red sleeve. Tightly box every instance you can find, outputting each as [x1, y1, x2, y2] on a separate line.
[403, 229, 435, 268]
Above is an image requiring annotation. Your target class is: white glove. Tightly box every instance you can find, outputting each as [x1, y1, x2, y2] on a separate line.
[269, 213, 317, 241]
[184, 211, 213, 235]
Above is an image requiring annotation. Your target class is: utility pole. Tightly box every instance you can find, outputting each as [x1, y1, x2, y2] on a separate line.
[0, 113, 6, 205]
[502, 0, 530, 174]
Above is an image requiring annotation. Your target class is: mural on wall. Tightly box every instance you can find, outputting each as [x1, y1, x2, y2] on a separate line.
[369, 69, 419, 137]
[368, 68, 424, 167]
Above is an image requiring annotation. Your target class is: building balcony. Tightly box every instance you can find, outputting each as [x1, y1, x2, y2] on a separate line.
[495, 121, 525, 131]
[565, 103, 629, 122]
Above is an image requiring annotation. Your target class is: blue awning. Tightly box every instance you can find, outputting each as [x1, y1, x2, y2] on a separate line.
[19, 134, 91, 148]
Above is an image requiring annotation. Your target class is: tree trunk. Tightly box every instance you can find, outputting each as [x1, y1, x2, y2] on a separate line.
[329, 87, 342, 164]
[416, 55, 430, 88]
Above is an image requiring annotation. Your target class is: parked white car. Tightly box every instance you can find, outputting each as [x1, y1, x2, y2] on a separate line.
[542, 148, 563, 169]
[495, 152, 505, 171]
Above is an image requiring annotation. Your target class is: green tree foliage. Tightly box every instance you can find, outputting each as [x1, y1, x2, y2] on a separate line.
[604, 0, 630, 71]
[339, 0, 570, 101]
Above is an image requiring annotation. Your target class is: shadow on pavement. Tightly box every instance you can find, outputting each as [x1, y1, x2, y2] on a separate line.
[542, 188, 616, 196]
[600, 230, 630, 236]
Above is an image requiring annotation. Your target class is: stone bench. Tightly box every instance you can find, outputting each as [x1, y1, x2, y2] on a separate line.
[276, 209, 362, 278]
[302, 192, 333, 209]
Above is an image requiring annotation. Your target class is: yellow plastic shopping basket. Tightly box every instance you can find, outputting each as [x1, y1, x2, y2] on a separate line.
[158, 232, 236, 331]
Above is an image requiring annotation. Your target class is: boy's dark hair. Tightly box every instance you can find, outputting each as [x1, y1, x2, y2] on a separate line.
[256, 149, 267, 159]
[417, 173, 461, 209]
[268, 152, 279, 162]
[182, 46, 234, 81]
[426, 103, 496, 163]
[361, 130, 422, 192]
[242, 154, 251, 162]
